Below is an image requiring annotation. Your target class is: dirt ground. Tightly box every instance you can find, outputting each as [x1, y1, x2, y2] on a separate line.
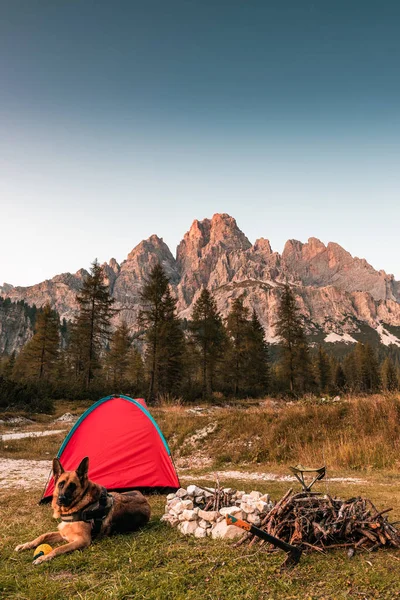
[0, 456, 367, 491]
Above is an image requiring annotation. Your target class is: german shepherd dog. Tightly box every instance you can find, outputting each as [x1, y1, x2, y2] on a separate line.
[15, 457, 151, 565]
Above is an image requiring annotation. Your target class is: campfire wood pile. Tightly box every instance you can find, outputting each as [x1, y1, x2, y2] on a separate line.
[238, 489, 400, 553]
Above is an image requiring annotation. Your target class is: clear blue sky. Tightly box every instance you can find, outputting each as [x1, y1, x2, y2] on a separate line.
[1, 0, 399, 285]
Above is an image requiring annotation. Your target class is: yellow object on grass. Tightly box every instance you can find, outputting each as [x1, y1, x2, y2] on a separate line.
[33, 544, 52, 559]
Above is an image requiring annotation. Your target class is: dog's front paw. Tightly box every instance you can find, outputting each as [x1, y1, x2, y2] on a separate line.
[32, 554, 52, 566]
[15, 543, 31, 553]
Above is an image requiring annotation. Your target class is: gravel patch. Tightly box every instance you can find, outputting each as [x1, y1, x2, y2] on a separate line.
[180, 470, 367, 485]
[0, 460, 367, 491]
[0, 429, 65, 441]
[0, 458, 51, 489]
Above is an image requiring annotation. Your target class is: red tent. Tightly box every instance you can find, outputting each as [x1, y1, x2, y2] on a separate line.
[41, 395, 180, 502]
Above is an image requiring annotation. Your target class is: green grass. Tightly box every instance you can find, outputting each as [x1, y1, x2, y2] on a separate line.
[3, 396, 400, 598]
[2, 479, 400, 600]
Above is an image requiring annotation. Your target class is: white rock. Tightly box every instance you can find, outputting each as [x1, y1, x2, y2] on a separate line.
[171, 501, 184, 515]
[241, 494, 253, 503]
[198, 519, 212, 529]
[260, 494, 270, 503]
[194, 527, 207, 538]
[169, 502, 185, 517]
[219, 506, 242, 518]
[178, 521, 198, 535]
[55, 413, 77, 423]
[8, 417, 33, 424]
[161, 514, 179, 527]
[176, 488, 188, 498]
[195, 495, 205, 504]
[178, 513, 186, 522]
[255, 500, 269, 514]
[166, 493, 176, 501]
[241, 502, 255, 514]
[246, 513, 261, 526]
[182, 509, 198, 521]
[168, 497, 182, 510]
[236, 491, 245, 499]
[187, 484, 203, 496]
[211, 521, 245, 540]
[198, 509, 218, 522]
[250, 491, 261, 501]
[181, 499, 194, 510]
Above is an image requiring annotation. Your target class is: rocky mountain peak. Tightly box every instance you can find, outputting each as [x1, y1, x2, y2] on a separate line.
[253, 238, 273, 254]
[126, 234, 172, 262]
[177, 213, 251, 268]
[209, 213, 251, 249]
[108, 258, 120, 273]
[2, 213, 400, 354]
[0, 283, 14, 295]
[307, 237, 326, 251]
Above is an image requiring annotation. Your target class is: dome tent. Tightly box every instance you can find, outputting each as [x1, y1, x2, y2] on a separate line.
[41, 395, 180, 502]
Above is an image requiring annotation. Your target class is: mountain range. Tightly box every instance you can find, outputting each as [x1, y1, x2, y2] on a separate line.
[2, 213, 400, 354]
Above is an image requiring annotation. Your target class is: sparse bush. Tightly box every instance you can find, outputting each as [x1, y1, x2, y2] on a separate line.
[0, 376, 54, 413]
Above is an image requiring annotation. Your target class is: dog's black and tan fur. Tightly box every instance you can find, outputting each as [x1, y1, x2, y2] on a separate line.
[15, 457, 151, 565]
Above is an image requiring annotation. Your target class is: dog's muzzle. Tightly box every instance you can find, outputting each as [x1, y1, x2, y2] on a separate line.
[57, 494, 73, 507]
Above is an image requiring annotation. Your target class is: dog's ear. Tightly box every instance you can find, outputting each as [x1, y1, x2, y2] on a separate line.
[53, 458, 64, 481]
[76, 457, 89, 483]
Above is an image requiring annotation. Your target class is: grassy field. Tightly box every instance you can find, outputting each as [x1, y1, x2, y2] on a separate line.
[2, 395, 400, 598]
[2, 478, 400, 600]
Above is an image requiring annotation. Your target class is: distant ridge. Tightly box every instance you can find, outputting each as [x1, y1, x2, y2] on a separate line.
[2, 213, 400, 353]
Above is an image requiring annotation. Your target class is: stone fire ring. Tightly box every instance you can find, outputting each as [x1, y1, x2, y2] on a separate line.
[161, 484, 274, 539]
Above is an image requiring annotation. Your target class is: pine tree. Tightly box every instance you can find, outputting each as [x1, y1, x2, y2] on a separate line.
[275, 284, 312, 394]
[334, 362, 346, 392]
[353, 343, 380, 392]
[139, 263, 185, 400]
[275, 284, 298, 393]
[139, 263, 168, 400]
[363, 343, 380, 392]
[106, 321, 131, 388]
[343, 343, 381, 393]
[316, 345, 331, 393]
[14, 304, 60, 381]
[245, 310, 270, 395]
[295, 335, 314, 393]
[225, 296, 250, 396]
[189, 288, 225, 397]
[54, 349, 68, 388]
[381, 356, 398, 391]
[72, 260, 115, 388]
[67, 321, 86, 382]
[343, 350, 358, 392]
[157, 286, 186, 397]
[126, 346, 145, 393]
[2, 352, 16, 380]
[180, 335, 200, 400]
